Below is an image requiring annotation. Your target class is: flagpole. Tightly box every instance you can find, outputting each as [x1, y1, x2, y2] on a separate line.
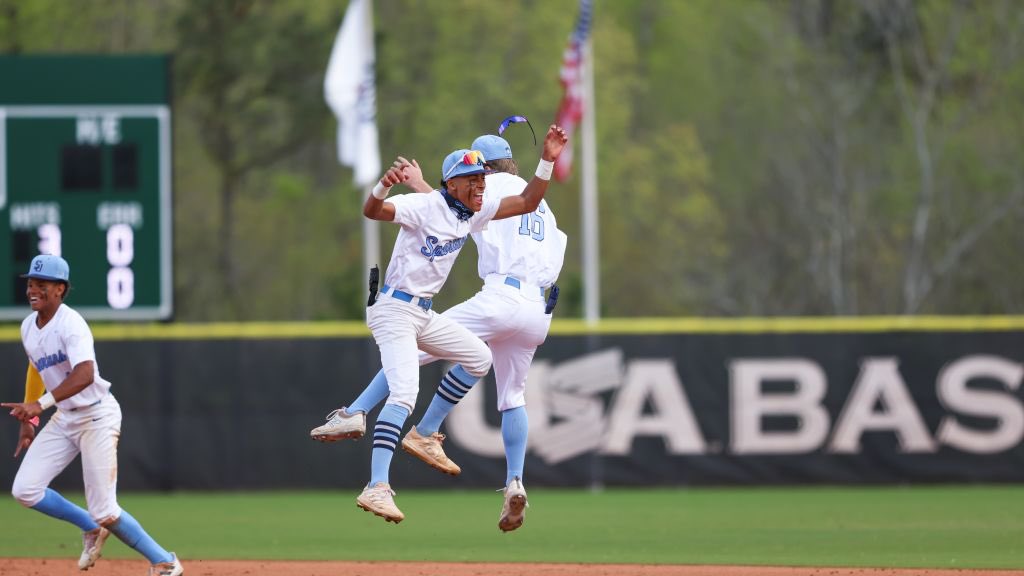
[363, 188, 380, 290]
[357, 0, 380, 311]
[580, 37, 600, 324]
[323, 0, 382, 314]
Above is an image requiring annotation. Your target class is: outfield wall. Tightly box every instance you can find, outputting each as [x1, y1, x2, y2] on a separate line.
[1, 319, 1023, 490]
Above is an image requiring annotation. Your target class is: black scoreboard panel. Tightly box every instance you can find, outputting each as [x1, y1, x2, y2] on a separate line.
[0, 56, 172, 321]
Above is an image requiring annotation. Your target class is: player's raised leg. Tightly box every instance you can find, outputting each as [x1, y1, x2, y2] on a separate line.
[310, 406, 367, 442]
[309, 368, 391, 441]
[402, 363, 478, 475]
[402, 316, 491, 475]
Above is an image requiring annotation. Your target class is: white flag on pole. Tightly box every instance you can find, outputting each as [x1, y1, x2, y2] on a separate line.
[324, 0, 380, 187]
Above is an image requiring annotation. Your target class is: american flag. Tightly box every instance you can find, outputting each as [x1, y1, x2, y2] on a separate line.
[554, 0, 593, 181]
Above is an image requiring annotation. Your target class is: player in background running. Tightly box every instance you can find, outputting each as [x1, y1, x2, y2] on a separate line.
[3, 254, 183, 575]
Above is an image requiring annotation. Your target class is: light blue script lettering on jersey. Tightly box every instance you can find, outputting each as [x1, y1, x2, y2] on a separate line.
[33, 350, 69, 372]
[421, 235, 468, 262]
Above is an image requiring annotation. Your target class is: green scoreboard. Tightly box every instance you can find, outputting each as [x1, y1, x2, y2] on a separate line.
[0, 56, 172, 321]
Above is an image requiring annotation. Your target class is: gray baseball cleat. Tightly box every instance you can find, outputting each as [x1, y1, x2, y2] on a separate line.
[401, 425, 461, 475]
[356, 482, 404, 524]
[78, 526, 110, 570]
[148, 552, 183, 576]
[498, 477, 529, 532]
[310, 407, 366, 441]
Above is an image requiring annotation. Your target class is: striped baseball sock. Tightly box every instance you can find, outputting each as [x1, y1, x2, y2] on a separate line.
[30, 488, 99, 532]
[502, 406, 529, 485]
[349, 369, 390, 415]
[106, 509, 173, 564]
[416, 364, 478, 435]
[369, 403, 409, 485]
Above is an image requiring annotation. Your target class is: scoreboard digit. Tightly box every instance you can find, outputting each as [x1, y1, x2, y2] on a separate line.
[0, 56, 172, 321]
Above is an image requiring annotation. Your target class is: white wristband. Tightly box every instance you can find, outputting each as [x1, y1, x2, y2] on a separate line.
[535, 159, 554, 181]
[37, 392, 55, 411]
[371, 182, 391, 200]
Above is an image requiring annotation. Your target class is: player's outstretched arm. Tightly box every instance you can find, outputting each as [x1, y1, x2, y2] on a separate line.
[363, 167, 407, 222]
[2, 360, 98, 421]
[493, 125, 568, 220]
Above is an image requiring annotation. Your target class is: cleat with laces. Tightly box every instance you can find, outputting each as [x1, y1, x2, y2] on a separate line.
[356, 482, 404, 523]
[78, 526, 110, 570]
[148, 552, 183, 576]
[401, 425, 461, 475]
[310, 407, 366, 442]
[498, 477, 529, 532]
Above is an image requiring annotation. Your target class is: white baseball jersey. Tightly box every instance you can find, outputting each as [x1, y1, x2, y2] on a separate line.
[368, 189, 503, 412]
[13, 303, 123, 521]
[474, 172, 566, 289]
[421, 172, 568, 411]
[383, 189, 500, 298]
[21, 303, 111, 411]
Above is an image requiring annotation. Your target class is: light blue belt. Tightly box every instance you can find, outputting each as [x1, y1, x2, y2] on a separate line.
[380, 284, 433, 311]
[503, 276, 545, 298]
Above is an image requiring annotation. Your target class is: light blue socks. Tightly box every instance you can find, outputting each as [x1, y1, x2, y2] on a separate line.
[106, 509, 173, 564]
[349, 369, 390, 415]
[369, 403, 410, 486]
[30, 488, 99, 532]
[502, 406, 529, 485]
[417, 364, 478, 435]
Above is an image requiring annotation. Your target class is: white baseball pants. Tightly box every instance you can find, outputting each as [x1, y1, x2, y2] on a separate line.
[367, 295, 492, 412]
[420, 274, 551, 411]
[12, 394, 123, 523]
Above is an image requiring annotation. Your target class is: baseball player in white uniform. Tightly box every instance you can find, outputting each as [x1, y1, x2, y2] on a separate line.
[312, 125, 566, 532]
[3, 255, 183, 576]
[315, 125, 567, 524]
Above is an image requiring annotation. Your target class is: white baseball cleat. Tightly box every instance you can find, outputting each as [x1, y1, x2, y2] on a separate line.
[148, 552, 183, 576]
[498, 477, 529, 532]
[78, 526, 110, 570]
[356, 482, 404, 524]
[310, 407, 366, 441]
[401, 425, 461, 475]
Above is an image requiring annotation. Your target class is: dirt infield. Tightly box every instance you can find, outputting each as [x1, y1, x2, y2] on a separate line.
[1, 559, 1020, 576]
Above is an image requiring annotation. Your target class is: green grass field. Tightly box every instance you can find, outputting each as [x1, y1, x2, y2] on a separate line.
[1, 486, 1021, 569]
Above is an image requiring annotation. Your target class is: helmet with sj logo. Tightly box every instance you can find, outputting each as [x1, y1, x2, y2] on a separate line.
[21, 254, 70, 283]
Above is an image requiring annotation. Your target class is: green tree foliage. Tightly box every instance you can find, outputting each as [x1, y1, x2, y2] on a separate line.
[173, 0, 339, 319]
[3, 0, 1023, 319]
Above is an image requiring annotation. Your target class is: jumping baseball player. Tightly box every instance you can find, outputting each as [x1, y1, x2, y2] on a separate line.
[2, 255, 184, 576]
[316, 125, 567, 524]
[312, 122, 566, 531]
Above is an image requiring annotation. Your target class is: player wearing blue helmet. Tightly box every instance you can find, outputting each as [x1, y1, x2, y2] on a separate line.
[3, 255, 183, 575]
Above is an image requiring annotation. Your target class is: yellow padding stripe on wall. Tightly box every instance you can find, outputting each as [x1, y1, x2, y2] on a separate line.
[550, 316, 1024, 335]
[3, 315, 1024, 342]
